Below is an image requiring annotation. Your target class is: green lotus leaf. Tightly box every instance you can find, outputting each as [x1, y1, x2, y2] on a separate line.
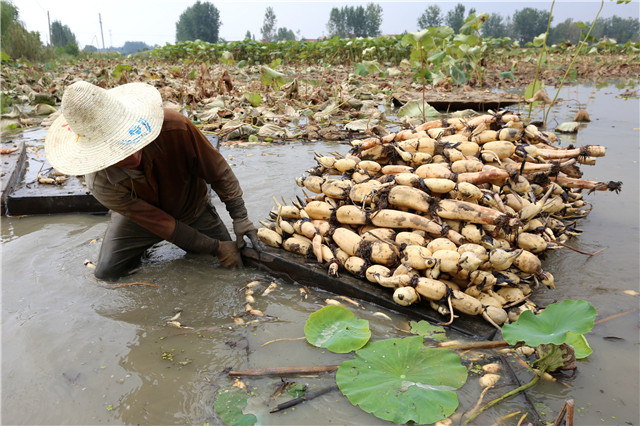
[220, 51, 234, 65]
[500, 71, 515, 80]
[260, 65, 287, 89]
[244, 92, 262, 107]
[502, 300, 597, 347]
[565, 332, 593, 359]
[533, 33, 547, 47]
[401, 29, 429, 45]
[304, 305, 370, 353]
[336, 336, 467, 424]
[111, 63, 132, 79]
[354, 62, 369, 77]
[428, 50, 447, 65]
[213, 388, 257, 426]
[524, 80, 544, 100]
[410, 320, 447, 342]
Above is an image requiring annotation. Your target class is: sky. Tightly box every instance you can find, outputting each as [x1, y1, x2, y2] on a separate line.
[16, 0, 640, 49]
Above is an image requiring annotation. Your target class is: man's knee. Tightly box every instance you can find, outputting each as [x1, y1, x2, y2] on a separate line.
[94, 256, 141, 281]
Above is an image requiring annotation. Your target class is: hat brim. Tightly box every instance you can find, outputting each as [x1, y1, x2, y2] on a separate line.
[45, 83, 164, 176]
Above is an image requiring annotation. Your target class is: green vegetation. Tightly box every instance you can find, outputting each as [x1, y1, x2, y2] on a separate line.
[298, 299, 597, 424]
[464, 300, 597, 424]
[1, 0, 637, 78]
[418, 2, 639, 44]
[214, 388, 257, 426]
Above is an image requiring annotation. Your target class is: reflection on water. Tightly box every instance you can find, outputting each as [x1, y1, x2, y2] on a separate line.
[2, 83, 639, 425]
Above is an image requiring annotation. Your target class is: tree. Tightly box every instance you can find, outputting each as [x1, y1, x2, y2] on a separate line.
[276, 27, 296, 41]
[445, 3, 466, 33]
[547, 18, 582, 45]
[261, 7, 277, 42]
[365, 3, 383, 37]
[83, 45, 98, 53]
[245, 30, 252, 40]
[512, 7, 551, 43]
[482, 13, 507, 38]
[175, 1, 221, 43]
[326, 3, 383, 38]
[50, 20, 77, 48]
[417, 5, 442, 29]
[1, 0, 43, 60]
[1, 0, 19, 39]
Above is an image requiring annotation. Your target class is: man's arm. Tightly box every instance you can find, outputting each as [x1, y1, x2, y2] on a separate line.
[184, 119, 264, 250]
[86, 171, 241, 266]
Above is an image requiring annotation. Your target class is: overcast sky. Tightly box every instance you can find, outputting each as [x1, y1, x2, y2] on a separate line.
[17, 0, 640, 49]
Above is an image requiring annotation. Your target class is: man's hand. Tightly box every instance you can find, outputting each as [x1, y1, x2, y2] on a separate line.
[217, 241, 243, 268]
[233, 217, 265, 251]
[226, 197, 265, 252]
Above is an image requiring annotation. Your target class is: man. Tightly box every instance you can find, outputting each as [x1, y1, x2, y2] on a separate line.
[45, 81, 262, 280]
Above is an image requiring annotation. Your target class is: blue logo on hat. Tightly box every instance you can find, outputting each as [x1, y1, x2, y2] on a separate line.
[119, 118, 152, 145]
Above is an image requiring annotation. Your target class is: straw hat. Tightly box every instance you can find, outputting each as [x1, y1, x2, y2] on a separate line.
[45, 81, 164, 175]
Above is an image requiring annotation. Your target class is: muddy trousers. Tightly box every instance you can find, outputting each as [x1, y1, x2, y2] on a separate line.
[94, 203, 231, 280]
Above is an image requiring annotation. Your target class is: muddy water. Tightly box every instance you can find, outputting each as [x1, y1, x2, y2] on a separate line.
[2, 82, 639, 425]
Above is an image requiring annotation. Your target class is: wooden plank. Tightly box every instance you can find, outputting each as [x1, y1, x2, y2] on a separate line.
[241, 246, 497, 340]
[1, 140, 26, 214]
[392, 91, 523, 112]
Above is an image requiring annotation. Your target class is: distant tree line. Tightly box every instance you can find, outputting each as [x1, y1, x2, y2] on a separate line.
[417, 3, 639, 45]
[326, 3, 383, 38]
[83, 41, 155, 55]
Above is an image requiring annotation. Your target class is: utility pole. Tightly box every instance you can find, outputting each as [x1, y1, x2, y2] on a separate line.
[99, 13, 105, 51]
[47, 11, 52, 46]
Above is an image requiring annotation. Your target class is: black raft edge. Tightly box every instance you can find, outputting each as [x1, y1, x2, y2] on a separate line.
[241, 246, 497, 340]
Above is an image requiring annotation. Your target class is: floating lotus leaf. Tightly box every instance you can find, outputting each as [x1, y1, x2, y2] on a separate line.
[257, 123, 286, 139]
[304, 305, 370, 353]
[345, 118, 378, 132]
[410, 320, 447, 342]
[336, 336, 467, 424]
[555, 121, 580, 133]
[397, 100, 440, 119]
[213, 388, 257, 426]
[502, 299, 596, 348]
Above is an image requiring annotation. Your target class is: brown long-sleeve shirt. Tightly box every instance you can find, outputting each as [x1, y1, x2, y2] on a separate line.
[85, 108, 242, 240]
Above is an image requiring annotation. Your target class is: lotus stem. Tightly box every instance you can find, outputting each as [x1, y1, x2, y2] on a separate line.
[463, 367, 546, 424]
